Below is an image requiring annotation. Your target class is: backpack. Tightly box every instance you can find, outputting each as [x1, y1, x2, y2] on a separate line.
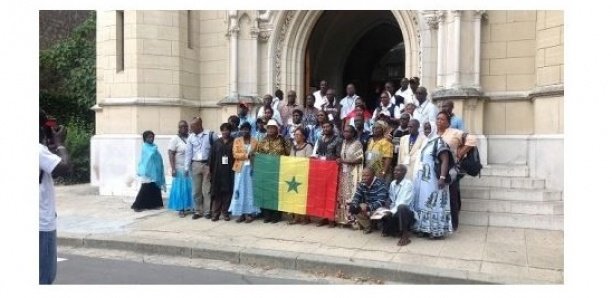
[459, 145, 482, 177]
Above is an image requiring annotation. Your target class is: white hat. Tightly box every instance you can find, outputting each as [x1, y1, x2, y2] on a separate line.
[266, 119, 280, 128]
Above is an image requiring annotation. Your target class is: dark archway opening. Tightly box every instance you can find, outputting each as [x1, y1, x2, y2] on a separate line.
[306, 11, 404, 111]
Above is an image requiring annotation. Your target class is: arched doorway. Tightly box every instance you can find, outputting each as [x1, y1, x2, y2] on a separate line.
[305, 11, 404, 110]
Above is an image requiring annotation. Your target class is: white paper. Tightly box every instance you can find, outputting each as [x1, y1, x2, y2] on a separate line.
[366, 152, 372, 161]
[222, 156, 229, 165]
[319, 156, 327, 161]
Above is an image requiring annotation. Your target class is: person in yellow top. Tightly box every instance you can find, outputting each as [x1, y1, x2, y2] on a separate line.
[365, 120, 394, 183]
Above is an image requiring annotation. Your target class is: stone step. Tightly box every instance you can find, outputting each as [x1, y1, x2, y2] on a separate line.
[461, 176, 546, 189]
[462, 198, 564, 215]
[479, 164, 529, 177]
[461, 187, 562, 202]
[459, 211, 563, 231]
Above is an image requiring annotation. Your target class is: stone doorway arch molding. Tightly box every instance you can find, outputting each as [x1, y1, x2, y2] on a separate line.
[268, 10, 423, 102]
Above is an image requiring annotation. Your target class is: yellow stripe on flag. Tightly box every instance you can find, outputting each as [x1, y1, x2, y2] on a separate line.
[277, 156, 309, 214]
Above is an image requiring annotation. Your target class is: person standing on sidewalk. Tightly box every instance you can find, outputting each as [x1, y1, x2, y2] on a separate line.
[229, 122, 260, 223]
[185, 117, 217, 220]
[39, 109, 72, 284]
[131, 131, 166, 212]
[209, 123, 235, 221]
[335, 125, 364, 228]
[287, 127, 314, 225]
[167, 120, 193, 218]
[254, 119, 291, 223]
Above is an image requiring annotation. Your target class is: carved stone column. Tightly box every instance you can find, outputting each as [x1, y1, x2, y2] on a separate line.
[473, 11, 486, 89]
[451, 10, 462, 87]
[228, 11, 239, 97]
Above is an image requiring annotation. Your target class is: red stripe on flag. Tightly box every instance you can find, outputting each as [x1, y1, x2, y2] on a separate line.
[306, 159, 339, 220]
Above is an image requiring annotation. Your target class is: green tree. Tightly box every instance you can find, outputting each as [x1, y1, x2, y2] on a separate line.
[40, 12, 96, 183]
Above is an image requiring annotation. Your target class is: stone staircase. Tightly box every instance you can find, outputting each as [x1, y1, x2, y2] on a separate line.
[459, 164, 564, 230]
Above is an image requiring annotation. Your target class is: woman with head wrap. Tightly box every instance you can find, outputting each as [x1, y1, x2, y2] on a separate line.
[131, 130, 166, 212]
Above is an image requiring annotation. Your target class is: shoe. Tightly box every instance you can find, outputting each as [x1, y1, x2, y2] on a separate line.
[271, 218, 280, 224]
[328, 221, 336, 228]
[133, 208, 144, 212]
[263, 218, 271, 223]
[211, 216, 220, 222]
[223, 214, 231, 221]
[245, 216, 254, 223]
[204, 213, 212, 219]
[363, 227, 372, 234]
[192, 213, 203, 220]
[236, 215, 246, 223]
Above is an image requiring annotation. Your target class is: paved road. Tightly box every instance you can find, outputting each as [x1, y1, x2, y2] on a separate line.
[55, 254, 322, 284]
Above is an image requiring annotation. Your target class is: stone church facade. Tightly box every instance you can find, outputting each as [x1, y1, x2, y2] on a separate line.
[92, 10, 563, 229]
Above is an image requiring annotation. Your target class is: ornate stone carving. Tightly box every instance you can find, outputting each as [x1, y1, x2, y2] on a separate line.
[412, 13, 423, 78]
[257, 24, 273, 41]
[423, 10, 442, 30]
[256, 10, 273, 41]
[274, 10, 295, 91]
[474, 10, 487, 21]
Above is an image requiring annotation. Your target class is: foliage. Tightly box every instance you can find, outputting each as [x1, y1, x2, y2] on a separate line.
[40, 12, 96, 184]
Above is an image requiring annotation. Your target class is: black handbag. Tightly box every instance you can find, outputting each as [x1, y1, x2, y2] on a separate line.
[459, 146, 482, 177]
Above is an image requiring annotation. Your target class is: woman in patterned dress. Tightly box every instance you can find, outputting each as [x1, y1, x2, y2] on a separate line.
[335, 125, 363, 227]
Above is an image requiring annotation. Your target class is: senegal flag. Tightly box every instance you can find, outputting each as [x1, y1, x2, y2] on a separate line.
[253, 154, 339, 219]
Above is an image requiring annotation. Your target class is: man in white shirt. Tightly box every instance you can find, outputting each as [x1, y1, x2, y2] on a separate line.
[395, 77, 416, 106]
[185, 117, 218, 220]
[413, 86, 438, 135]
[313, 80, 329, 110]
[39, 109, 72, 284]
[380, 165, 416, 246]
[339, 83, 358, 120]
[256, 94, 283, 125]
[397, 119, 428, 180]
[272, 89, 283, 111]
[372, 92, 401, 122]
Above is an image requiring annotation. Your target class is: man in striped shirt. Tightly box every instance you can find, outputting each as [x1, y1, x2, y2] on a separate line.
[348, 167, 389, 234]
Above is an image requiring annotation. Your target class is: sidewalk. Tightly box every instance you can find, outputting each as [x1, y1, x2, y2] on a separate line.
[55, 184, 564, 284]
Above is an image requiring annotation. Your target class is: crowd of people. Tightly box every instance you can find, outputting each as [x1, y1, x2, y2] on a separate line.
[132, 77, 479, 247]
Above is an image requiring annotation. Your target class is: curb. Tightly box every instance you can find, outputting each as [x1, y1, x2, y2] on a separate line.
[58, 235, 547, 284]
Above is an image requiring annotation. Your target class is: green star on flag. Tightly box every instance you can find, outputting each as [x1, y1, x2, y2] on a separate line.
[285, 176, 301, 193]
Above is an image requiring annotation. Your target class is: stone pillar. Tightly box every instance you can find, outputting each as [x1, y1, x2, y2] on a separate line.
[473, 11, 485, 89]
[451, 10, 462, 87]
[228, 11, 239, 97]
[424, 11, 445, 88]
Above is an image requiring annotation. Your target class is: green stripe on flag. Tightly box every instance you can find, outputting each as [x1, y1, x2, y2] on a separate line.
[253, 154, 280, 210]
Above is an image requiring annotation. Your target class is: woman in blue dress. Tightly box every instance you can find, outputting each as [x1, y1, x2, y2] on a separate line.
[167, 120, 193, 217]
[228, 122, 260, 223]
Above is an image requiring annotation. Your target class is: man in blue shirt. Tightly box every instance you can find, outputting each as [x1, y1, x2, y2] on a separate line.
[185, 117, 218, 219]
[440, 100, 465, 131]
